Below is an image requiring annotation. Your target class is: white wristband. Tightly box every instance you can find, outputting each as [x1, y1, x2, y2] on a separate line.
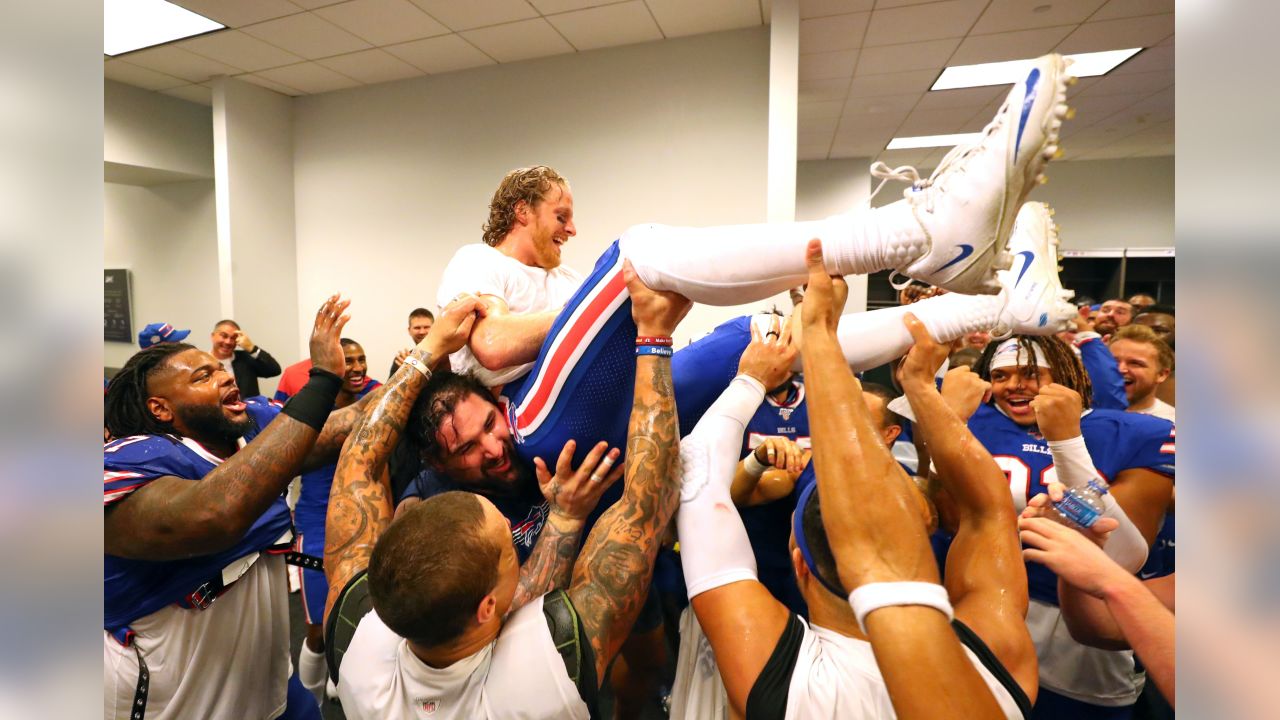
[1046, 435, 1101, 489]
[743, 451, 769, 478]
[848, 582, 954, 633]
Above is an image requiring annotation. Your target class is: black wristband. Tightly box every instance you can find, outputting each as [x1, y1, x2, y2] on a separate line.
[281, 368, 343, 431]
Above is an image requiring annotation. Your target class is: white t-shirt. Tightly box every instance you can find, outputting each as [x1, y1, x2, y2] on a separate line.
[103, 555, 292, 720]
[1027, 598, 1143, 706]
[783, 617, 1026, 719]
[1134, 398, 1175, 423]
[338, 594, 590, 720]
[437, 244, 583, 387]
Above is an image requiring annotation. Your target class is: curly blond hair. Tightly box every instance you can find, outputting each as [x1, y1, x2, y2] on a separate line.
[481, 166, 568, 246]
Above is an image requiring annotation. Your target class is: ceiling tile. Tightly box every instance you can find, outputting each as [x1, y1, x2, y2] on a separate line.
[104, 60, 188, 91]
[873, 147, 938, 168]
[407, 0, 538, 31]
[800, 0, 873, 19]
[116, 45, 244, 82]
[800, 11, 869, 53]
[461, 18, 574, 62]
[970, 0, 1107, 36]
[854, 37, 958, 76]
[256, 62, 363, 93]
[315, 0, 450, 45]
[800, 77, 851, 102]
[863, 0, 987, 48]
[1091, 0, 1175, 22]
[290, 0, 348, 8]
[645, 0, 761, 39]
[913, 85, 1003, 110]
[843, 93, 918, 114]
[315, 49, 424, 84]
[799, 145, 831, 161]
[161, 84, 214, 105]
[846, 68, 935, 98]
[241, 13, 372, 60]
[1109, 44, 1172, 74]
[949, 25, 1075, 65]
[875, 0, 955, 8]
[798, 129, 836, 146]
[238, 73, 304, 95]
[1055, 13, 1174, 54]
[546, 1, 663, 52]
[169, 0, 304, 27]
[800, 116, 840, 135]
[531, 0, 631, 13]
[178, 30, 304, 72]
[1060, 94, 1138, 128]
[897, 107, 983, 135]
[385, 34, 497, 73]
[800, 100, 846, 120]
[829, 135, 885, 157]
[800, 49, 858, 81]
[1074, 69, 1172, 98]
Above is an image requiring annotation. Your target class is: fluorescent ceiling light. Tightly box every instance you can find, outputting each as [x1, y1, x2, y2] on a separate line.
[931, 48, 1143, 91]
[886, 133, 983, 150]
[105, 0, 224, 56]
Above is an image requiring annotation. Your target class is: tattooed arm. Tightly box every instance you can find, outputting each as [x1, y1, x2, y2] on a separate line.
[510, 439, 625, 613]
[105, 296, 352, 561]
[323, 298, 483, 624]
[568, 262, 690, 683]
[299, 388, 383, 472]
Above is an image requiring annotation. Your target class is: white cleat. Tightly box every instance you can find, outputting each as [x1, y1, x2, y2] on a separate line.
[992, 202, 1077, 336]
[890, 53, 1073, 295]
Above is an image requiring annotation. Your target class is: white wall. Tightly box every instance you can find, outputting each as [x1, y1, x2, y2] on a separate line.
[292, 28, 771, 371]
[104, 181, 221, 369]
[796, 158, 871, 311]
[105, 80, 213, 179]
[1032, 156, 1173, 250]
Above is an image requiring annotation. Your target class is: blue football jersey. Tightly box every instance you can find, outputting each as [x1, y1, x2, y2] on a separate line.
[103, 400, 294, 643]
[967, 403, 1175, 604]
[1076, 336, 1128, 411]
[412, 468, 552, 564]
[293, 378, 382, 531]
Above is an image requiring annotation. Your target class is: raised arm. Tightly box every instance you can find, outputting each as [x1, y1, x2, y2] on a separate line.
[105, 296, 351, 561]
[467, 294, 559, 371]
[323, 298, 483, 623]
[567, 262, 690, 683]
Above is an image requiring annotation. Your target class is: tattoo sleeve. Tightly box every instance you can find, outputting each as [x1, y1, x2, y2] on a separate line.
[509, 511, 585, 613]
[322, 358, 432, 625]
[302, 388, 384, 471]
[568, 355, 680, 683]
[104, 414, 323, 561]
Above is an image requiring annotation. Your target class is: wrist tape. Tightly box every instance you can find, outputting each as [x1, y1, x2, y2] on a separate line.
[743, 452, 769, 478]
[848, 582, 954, 633]
[281, 368, 342, 431]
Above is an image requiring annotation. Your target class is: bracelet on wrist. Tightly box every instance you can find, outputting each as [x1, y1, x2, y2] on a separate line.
[402, 353, 433, 379]
[635, 335, 673, 346]
[743, 451, 769, 479]
[281, 368, 342, 431]
[636, 345, 673, 358]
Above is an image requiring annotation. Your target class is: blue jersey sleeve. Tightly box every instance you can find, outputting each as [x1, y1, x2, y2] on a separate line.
[1102, 411, 1175, 479]
[1078, 338, 1128, 411]
[103, 435, 180, 506]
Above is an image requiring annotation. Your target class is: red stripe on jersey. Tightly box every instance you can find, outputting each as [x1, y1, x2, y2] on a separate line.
[1160, 443, 1175, 454]
[515, 270, 627, 431]
[103, 470, 143, 484]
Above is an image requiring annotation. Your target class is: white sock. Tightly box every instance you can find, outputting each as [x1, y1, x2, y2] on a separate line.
[835, 292, 1004, 372]
[298, 642, 327, 706]
[619, 201, 925, 306]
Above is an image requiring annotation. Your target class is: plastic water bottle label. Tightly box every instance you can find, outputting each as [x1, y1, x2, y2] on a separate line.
[1055, 492, 1101, 528]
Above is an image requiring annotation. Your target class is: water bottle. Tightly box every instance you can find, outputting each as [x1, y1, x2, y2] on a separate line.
[1053, 478, 1108, 529]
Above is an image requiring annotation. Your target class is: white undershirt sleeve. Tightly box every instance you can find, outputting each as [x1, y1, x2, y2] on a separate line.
[1048, 436, 1149, 572]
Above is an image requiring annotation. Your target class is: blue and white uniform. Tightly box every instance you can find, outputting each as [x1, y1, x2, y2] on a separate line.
[282, 378, 380, 625]
[104, 400, 311, 720]
[967, 403, 1175, 720]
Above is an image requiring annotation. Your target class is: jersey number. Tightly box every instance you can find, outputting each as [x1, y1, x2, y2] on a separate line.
[991, 456, 1058, 511]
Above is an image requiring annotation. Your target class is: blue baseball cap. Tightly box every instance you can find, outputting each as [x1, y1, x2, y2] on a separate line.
[138, 322, 191, 349]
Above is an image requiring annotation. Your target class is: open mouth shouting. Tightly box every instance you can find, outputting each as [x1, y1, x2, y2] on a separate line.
[221, 386, 247, 414]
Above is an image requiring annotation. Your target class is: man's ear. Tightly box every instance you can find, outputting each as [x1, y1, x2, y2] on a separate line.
[147, 397, 174, 425]
[476, 592, 498, 625]
[883, 424, 902, 447]
[1155, 367, 1171, 384]
[791, 546, 809, 587]
[513, 200, 532, 227]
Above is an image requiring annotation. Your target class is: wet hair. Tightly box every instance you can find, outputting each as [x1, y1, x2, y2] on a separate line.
[407, 372, 500, 463]
[369, 491, 501, 648]
[481, 166, 568, 247]
[409, 307, 435, 322]
[949, 347, 983, 370]
[104, 343, 195, 439]
[1135, 304, 1175, 318]
[975, 335, 1093, 408]
[213, 319, 241, 331]
[860, 381, 904, 430]
[799, 489, 847, 597]
[1110, 325, 1175, 373]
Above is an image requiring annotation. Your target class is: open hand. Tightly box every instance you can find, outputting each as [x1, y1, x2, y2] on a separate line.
[1019, 515, 1129, 597]
[737, 314, 797, 391]
[534, 439, 625, 520]
[309, 294, 352, 376]
[800, 239, 848, 333]
[900, 313, 950, 387]
[1020, 483, 1118, 546]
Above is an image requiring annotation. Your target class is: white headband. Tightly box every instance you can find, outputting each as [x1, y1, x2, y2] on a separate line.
[989, 339, 1050, 370]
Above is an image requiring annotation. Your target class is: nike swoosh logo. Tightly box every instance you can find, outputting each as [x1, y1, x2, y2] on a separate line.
[1015, 67, 1041, 159]
[939, 244, 974, 271]
[1014, 251, 1036, 286]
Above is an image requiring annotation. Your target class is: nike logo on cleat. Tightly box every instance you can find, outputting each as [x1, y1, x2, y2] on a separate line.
[1015, 68, 1041, 159]
[1015, 251, 1035, 286]
[1038, 312, 1048, 327]
[939, 244, 974, 271]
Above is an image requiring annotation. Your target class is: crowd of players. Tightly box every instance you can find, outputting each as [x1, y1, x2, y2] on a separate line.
[103, 53, 1175, 720]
